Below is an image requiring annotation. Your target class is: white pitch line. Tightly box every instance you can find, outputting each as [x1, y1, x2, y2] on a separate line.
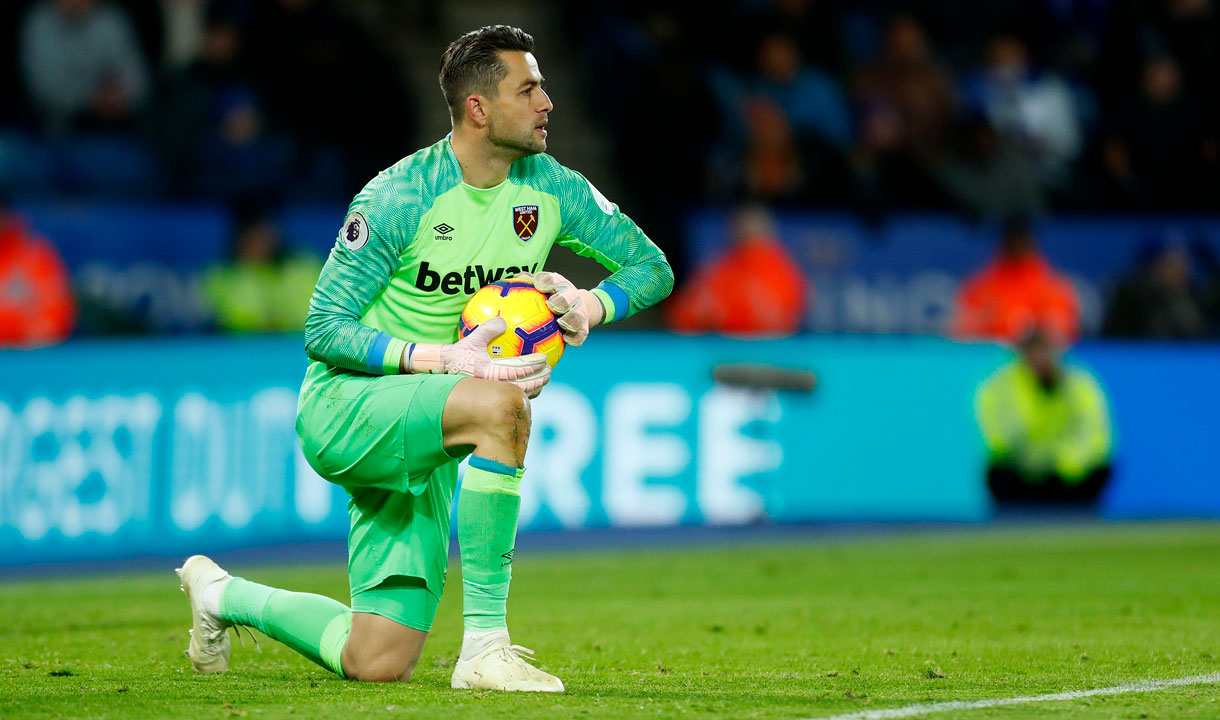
[802, 672, 1220, 720]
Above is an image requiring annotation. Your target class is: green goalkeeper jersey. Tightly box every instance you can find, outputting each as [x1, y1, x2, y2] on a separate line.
[303, 136, 674, 375]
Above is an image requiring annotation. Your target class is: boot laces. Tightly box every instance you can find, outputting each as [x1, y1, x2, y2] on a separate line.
[233, 625, 262, 652]
[502, 644, 538, 666]
[200, 613, 259, 653]
[206, 625, 261, 652]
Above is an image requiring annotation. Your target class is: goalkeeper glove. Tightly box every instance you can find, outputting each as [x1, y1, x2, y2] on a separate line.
[403, 316, 550, 398]
[515, 271, 605, 346]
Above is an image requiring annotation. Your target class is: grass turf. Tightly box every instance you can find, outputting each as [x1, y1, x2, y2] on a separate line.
[1, 522, 1218, 720]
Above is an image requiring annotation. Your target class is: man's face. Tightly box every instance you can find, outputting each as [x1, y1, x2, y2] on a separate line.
[1021, 336, 1061, 390]
[999, 229, 1035, 260]
[484, 51, 553, 156]
[56, 0, 94, 19]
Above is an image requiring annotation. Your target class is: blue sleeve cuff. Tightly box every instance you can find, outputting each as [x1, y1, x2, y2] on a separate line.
[365, 332, 392, 374]
[593, 282, 630, 323]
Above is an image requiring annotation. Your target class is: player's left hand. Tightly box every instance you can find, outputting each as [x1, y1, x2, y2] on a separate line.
[515, 271, 604, 346]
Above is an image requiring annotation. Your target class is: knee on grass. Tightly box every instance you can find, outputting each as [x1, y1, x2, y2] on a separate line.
[344, 652, 418, 683]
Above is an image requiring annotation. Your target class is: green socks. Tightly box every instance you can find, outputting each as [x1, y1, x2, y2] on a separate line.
[458, 456, 524, 632]
[215, 454, 524, 674]
[220, 578, 351, 677]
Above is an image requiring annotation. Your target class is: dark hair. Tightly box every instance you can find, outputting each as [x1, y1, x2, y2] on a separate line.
[1000, 215, 1033, 240]
[439, 25, 534, 123]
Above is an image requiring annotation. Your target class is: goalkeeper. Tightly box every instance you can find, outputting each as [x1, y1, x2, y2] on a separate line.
[175, 25, 672, 691]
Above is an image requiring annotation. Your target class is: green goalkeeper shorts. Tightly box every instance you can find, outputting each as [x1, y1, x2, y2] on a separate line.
[351, 575, 440, 633]
[297, 362, 465, 615]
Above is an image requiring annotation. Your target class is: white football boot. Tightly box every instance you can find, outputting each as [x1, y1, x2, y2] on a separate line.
[176, 554, 234, 674]
[451, 629, 565, 692]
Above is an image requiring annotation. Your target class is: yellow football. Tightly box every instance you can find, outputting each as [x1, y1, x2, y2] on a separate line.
[458, 278, 565, 368]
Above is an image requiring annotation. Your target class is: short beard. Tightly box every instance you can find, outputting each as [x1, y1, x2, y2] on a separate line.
[487, 120, 545, 157]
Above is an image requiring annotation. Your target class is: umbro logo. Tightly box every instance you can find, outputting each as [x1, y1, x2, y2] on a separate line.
[500, 549, 514, 567]
[433, 222, 454, 241]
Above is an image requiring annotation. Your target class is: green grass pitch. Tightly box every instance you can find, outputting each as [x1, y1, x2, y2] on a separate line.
[2, 522, 1218, 719]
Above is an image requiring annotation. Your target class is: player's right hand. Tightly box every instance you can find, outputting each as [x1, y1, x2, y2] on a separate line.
[440, 316, 551, 397]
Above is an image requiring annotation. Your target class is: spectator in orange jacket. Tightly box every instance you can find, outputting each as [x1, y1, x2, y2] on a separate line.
[667, 205, 809, 335]
[950, 219, 1079, 343]
[0, 198, 76, 346]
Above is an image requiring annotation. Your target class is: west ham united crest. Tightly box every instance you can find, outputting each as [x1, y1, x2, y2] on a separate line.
[513, 204, 539, 241]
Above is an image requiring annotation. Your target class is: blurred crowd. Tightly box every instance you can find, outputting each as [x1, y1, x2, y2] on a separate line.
[2, 0, 1220, 349]
[569, 0, 1220, 218]
[669, 207, 1220, 340]
[2, 0, 1217, 214]
[0, 0, 415, 201]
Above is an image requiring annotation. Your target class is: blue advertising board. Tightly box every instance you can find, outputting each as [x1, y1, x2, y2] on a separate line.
[18, 202, 344, 333]
[1079, 343, 1220, 517]
[15, 202, 1220, 335]
[0, 335, 1215, 566]
[687, 211, 1220, 335]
